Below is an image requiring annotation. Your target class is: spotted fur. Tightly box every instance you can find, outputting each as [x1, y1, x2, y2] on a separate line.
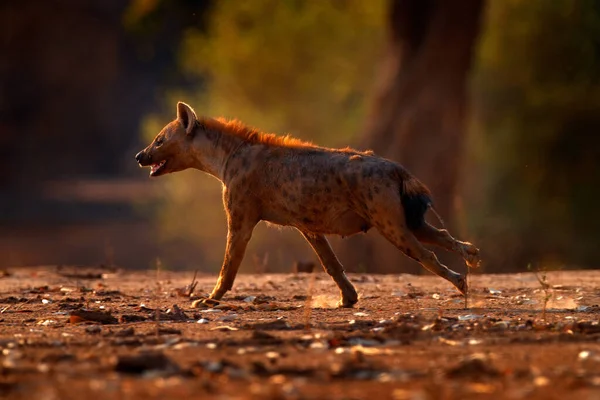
[135, 102, 481, 307]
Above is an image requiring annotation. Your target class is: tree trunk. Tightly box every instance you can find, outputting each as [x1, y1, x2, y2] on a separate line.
[340, 0, 484, 274]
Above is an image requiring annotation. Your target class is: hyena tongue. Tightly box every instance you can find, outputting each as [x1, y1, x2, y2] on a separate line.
[150, 160, 165, 174]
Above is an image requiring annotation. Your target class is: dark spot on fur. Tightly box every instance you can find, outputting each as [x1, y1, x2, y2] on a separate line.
[367, 191, 373, 201]
[335, 177, 342, 185]
[206, 130, 217, 142]
[301, 167, 308, 176]
[241, 157, 250, 169]
[348, 175, 357, 188]
[373, 186, 380, 194]
[302, 217, 314, 224]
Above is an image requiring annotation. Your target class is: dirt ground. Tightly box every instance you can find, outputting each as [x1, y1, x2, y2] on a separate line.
[1, 267, 600, 399]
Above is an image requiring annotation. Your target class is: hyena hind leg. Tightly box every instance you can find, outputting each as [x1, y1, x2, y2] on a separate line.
[412, 222, 481, 269]
[375, 220, 467, 295]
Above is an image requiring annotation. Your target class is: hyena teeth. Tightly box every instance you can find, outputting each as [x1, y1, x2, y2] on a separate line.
[151, 160, 165, 174]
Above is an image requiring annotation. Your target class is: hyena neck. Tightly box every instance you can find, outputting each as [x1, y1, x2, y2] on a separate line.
[190, 124, 247, 183]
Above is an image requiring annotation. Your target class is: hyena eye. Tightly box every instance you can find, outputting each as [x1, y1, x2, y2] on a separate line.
[155, 137, 164, 147]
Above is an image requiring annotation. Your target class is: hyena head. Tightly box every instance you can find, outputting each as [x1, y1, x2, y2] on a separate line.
[135, 102, 199, 177]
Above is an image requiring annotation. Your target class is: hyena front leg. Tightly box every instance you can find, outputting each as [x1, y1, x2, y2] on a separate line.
[412, 222, 481, 268]
[300, 231, 358, 308]
[208, 218, 257, 302]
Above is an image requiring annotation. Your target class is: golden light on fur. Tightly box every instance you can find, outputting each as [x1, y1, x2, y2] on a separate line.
[135, 102, 481, 307]
[201, 117, 313, 148]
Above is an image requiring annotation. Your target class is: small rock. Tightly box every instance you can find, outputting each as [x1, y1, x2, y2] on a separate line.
[69, 310, 118, 325]
[217, 314, 238, 322]
[446, 354, 500, 379]
[246, 319, 291, 331]
[113, 352, 179, 375]
[114, 327, 135, 337]
[458, 314, 483, 321]
[85, 325, 102, 334]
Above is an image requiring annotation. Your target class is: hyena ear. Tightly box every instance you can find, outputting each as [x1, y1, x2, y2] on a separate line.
[176, 101, 197, 136]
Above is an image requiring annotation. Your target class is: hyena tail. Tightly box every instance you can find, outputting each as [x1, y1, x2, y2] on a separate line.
[399, 171, 433, 231]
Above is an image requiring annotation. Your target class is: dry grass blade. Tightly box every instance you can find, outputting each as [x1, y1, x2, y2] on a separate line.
[187, 270, 198, 297]
[464, 268, 470, 310]
[528, 263, 552, 321]
[155, 258, 162, 336]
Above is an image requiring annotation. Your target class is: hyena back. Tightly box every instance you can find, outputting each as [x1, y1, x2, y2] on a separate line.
[135, 102, 481, 307]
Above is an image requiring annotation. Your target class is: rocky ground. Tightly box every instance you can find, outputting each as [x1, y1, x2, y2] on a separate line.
[1, 266, 600, 399]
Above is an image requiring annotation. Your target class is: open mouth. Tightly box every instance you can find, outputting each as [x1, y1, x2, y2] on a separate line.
[150, 159, 168, 177]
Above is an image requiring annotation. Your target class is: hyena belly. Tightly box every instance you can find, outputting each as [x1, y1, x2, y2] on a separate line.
[258, 158, 370, 235]
[319, 210, 371, 236]
[262, 201, 369, 236]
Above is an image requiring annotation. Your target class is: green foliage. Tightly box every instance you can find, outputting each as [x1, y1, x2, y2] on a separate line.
[179, 0, 385, 144]
[143, 0, 386, 270]
[468, 0, 600, 270]
[140, 0, 600, 272]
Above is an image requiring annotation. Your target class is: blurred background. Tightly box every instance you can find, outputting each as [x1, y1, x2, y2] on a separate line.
[1, 0, 598, 275]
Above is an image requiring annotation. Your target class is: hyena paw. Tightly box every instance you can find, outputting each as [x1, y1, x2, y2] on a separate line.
[450, 273, 468, 296]
[203, 290, 224, 307]
[337, 298, 357, 308]
[337, 293, 358, 308]
[202, 298, 221, 307]
[463, 243, 481, 269]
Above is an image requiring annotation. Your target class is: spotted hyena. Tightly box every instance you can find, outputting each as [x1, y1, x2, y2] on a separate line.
[135, 102, 481, 307]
